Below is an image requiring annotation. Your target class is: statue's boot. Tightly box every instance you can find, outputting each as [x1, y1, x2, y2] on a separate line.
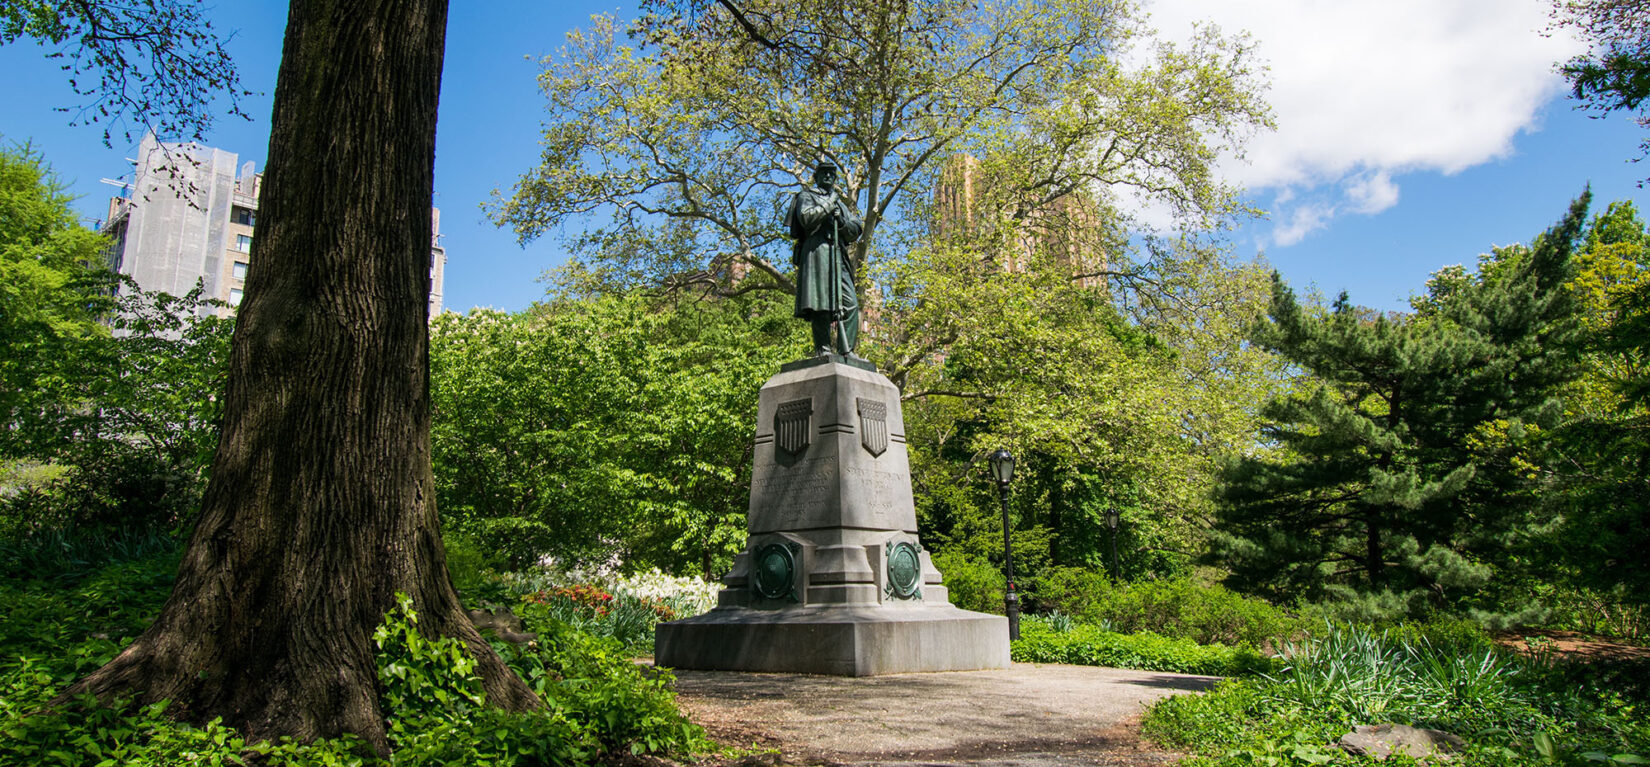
[832, 314, 862, 359]
[811, 319, 834, 357]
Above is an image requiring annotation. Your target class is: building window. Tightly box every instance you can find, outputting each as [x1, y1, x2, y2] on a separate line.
[236, 234, 253, 253]
[232, 261, 248, 280]
[229, 289, 244, 307]
[233, 206, 255, 226]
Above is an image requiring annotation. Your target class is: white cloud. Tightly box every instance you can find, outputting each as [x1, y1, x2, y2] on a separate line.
[1345, 170, 1399, 215]
[1141, 0, 1586, 247]
[1273, 201, 1334, 247]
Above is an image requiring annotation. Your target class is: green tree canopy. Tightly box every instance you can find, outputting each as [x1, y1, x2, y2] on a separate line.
[0, 140, 112, 459]
[1215, 194, 1591, 619]
[493, 0, 1270, 306]
[1542, 199, 1650, 606]
[431, 289, 804, 576]
[489, 0, 1282, 582]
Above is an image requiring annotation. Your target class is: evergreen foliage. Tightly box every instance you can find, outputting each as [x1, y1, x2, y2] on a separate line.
[1214, 194, 1593, 617]
[1543, 200, 1650, 608]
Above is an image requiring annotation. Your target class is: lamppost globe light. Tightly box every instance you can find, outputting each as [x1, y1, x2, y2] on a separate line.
[1104, 507, 1119, 530]
[988, 449, 1015, 486]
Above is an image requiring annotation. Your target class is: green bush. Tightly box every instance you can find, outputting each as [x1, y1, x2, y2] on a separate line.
[1086, 577, 1302, 650]
[0, 555, 711, 764]
[495, 616, 707, 755]
[1026, 566, 1111, 617]
[0, 524, 181, 581]
[1012, 618, 1278, 676]
[372, 592, 599, 765]
[1386, 616, 1499, 655]
[513, 584, 682, 656]
[932, 549, 1005, 615]
[0, 547, 177, 666]
[442, 531, 513, 604]
[1536, 585, 1650, 646]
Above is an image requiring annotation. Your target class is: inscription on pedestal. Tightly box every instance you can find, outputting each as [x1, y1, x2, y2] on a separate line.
[843, 465, 907, 513]
[753, 454, 837, 498]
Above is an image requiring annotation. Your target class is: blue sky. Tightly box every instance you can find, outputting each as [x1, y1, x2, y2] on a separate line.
[1, 0, 1645, 315]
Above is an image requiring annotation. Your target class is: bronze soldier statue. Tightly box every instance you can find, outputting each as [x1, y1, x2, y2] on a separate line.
[786, 161, 864, 357]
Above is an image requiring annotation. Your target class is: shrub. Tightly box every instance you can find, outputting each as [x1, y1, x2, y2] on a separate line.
[503, 607, 708, 755]
[0, 524, 180, 581]
[1012, 619, 1278, 676]
[1265, 625, 1545, 735]
[0, 547, 178, 667]
[1387, 615, 1499, 655]
[442, 531, 510, 603]
[931, 549, 1005, 615]
[0, 555, 712, 764]
[1086, 577, 1302, 650]
[1026, 566, 1112, 617]
[1540, 585, 1650, 645]
[494, 562, 720, 619]
[373, 592, 598, 764]
[519, 585, 681, 655]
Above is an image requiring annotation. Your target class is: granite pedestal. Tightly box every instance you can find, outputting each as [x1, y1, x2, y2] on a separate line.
[655, 356, 1009, 675]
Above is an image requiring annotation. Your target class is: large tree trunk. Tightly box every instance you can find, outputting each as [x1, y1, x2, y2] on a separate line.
[60, 0, 539, 753]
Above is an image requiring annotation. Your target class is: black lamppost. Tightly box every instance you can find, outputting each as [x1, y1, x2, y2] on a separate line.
[1104, 506, 1121, 584]
[989, 449, 1019, 641]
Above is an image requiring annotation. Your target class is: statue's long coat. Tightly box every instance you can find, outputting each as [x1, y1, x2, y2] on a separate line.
[786, 185, 863, 319]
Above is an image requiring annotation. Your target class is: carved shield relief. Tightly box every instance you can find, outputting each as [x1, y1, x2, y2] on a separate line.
[774, 399, 812, 455]
[857, 398, 888, 457]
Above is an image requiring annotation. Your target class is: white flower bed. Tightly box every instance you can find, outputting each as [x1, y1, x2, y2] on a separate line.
[499, 559, 720, 618]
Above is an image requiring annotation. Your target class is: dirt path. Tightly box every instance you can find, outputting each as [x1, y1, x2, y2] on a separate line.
[660, 663, 1219, 766]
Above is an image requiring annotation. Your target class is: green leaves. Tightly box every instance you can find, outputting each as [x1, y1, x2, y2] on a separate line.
[430, 291, 801, 575]
[0, 141, 114, 460]
[1144, 622, 1650, 767]
[1011, 618, 1277, 676]
[1550, 0, 1650, 183]
[496, 0, 1270, 306]
[373, 593, 487, 724]
[1216, 195, 1594, 614]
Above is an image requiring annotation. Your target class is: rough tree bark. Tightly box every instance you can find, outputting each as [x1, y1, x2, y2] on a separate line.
[59, 0, 540, 753]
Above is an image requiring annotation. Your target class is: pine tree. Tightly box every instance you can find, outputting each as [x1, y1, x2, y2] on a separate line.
[1545, 200, 1650, 608]
[1214, 194, 1590, 617]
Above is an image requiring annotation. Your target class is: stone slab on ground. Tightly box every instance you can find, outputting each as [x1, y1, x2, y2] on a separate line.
[663, 662, 1220, 766]
[1338, 724, 1466, 762]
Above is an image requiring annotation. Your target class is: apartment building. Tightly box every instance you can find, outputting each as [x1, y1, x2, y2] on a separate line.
[933, 153, 1106, 283]
[101, 134, 447, 317]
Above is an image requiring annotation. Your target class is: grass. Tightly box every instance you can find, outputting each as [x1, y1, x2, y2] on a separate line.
[1142, 623, 1650, 766]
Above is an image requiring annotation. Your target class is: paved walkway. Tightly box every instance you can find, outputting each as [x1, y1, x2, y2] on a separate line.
[664, 663, 1220, 766]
